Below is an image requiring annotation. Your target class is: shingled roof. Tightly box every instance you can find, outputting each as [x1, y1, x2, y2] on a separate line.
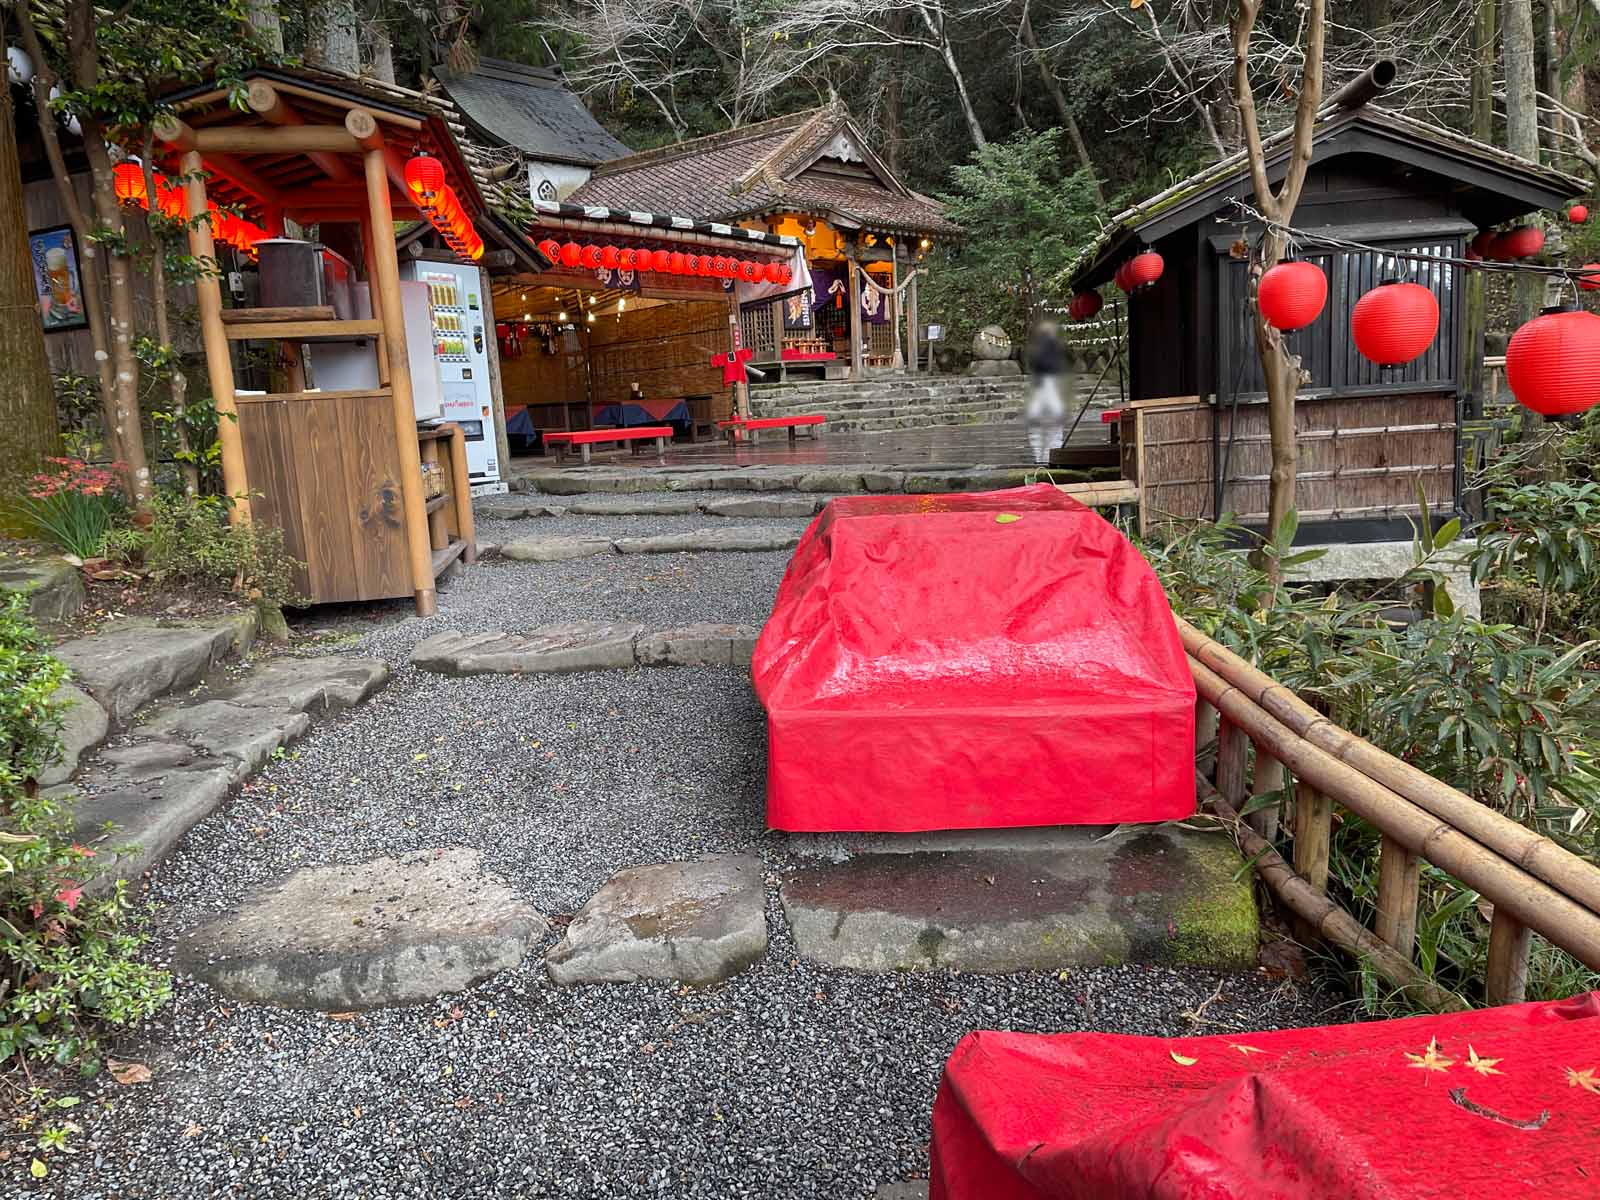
[572, 105, 958, 238]
[435, 58, 631, 167]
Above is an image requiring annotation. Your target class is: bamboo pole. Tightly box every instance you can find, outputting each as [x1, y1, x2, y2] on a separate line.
[1485, 908, 1533, 1006]
[1199, 772, 1468, 1013]
[1375, 834, 1422, 960]
[363, 146, 436, 616]
[1177, 617, 1600, 916]
[1251, 753, 1286, 843]
[194, 127, 362, 155]
[181, 150, 250, 524]
[1187, 655, 1600, 969]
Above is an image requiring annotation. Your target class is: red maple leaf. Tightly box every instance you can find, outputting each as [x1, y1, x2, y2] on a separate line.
[54, 885, 83, 911]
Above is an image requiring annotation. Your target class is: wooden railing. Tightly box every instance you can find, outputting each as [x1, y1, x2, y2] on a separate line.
[1183, 615, 1600, 1011]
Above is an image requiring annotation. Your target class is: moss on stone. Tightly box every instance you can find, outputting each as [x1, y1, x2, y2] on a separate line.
[1169, 836, 1259, 970]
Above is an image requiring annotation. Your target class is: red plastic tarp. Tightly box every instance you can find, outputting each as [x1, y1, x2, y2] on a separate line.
[929, 992, 1600, 1200]
[751, 484, 1195, 832]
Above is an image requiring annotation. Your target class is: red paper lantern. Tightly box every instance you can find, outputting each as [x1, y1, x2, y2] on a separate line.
[1257, 261, 1328, 331]
[1069, 291, 1103, 321]
[536, 238, 560, 263]
[1468, 231, 1497, 258]
[778, 265, 792, 285]
[712, 255, 728, 277]
[1505, 306, 1600, 416]
[650, 249, 669, 272]
[600, 245, 619, 269]
[617, 248, 635, 269]
[764, 261, 784, 283]
[113, 162, 147, 205]
[683, 253, 699, 274]
[737, 261, 756, 282]
[404, 154, 445, 204]
[1570, 205, 1590, 225]
[560, 241, 582, 268]
[1497, 226, 1545, 258]
[665, 251, 683, 274]
[581, 244, 603, 269]
[1351, 280, 1439, 367]
[1579, 263, 1600, 292]
[155, 177, 186, 219]
[1126, 251, 1164, 289]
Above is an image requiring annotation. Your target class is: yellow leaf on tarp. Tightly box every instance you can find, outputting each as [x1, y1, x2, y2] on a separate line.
[1568, 1066, 1600, 1094]
[995, 513, 1022, 524]
[1466, 1045, 1503, 1076]
[1403, 1036, 1453, 1074]
[1169, 1049, 1198, 1066]
[108, 1059, 152, 1085]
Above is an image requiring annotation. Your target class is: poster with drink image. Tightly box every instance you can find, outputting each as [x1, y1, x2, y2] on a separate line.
[29, 224, 88, 333]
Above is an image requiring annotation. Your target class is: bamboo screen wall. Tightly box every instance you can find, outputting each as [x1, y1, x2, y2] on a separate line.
[1124, 393, 1457, 528]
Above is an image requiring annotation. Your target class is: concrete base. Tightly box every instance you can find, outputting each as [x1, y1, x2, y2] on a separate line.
[1285, 539, 1479, 617]
[780, 825, 1257, 974]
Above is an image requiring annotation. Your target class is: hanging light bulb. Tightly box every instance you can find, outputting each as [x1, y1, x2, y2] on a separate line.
[558, 310, 568, 322]
[587, 310, 595, 323]
[618, 296, 626, 312]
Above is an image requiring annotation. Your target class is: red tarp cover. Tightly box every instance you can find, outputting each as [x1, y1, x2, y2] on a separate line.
[751, 485, 1195, 832]
[930, 992, 1600, 1200]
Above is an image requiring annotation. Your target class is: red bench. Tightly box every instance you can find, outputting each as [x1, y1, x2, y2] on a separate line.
[544, 426, 673, 465]
[721, 414, 825, 445]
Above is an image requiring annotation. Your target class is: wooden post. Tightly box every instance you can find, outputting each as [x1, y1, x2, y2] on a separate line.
[1293, 781, 1333, 893]
[907, 259, 920, 374]
[446, 423, 477, 564]
[847, 243, 864, 381]
[363, 146, 436, 617]
[181, 150, 250, 523]
[1485, 907, 1533, 1005]
[888, 245, 903, 369]
[1249, 753, 1286, 844]
[1374, 834, 1422, 960]
[1216, 716, 1248, 803]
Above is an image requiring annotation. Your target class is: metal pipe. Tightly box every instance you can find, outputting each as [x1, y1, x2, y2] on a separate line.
[1329, 60, 1397, 110]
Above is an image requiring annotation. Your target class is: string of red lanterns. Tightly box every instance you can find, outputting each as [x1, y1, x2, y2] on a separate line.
[404, 152, 484, 262]
[111, 161, 268, 258]
[533, 236, 791, 284]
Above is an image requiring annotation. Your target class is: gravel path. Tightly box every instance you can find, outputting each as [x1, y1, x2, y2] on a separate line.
[7, 508, 1336, 1199]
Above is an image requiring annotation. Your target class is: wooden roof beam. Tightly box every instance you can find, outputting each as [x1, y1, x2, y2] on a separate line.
[247, 79, 356, 181]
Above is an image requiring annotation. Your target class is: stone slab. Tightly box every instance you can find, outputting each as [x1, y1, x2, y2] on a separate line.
[475, 497, 570, 520]
[568, 497, 701, 516]
[411, 623, 644, 675]
[73, 748, 235, 887]
[547, 853, 767, 986]
[699, 496, 822, 519]
[499, 535, 615, 562]
[131, 700, 311, 781]
[779, 828, 1257, 974]
[635, 624, 759, 667]
[174, 847, 548, 1010]
[53, 617, 247, 726]
[613, 527, 802, 555]
[211, 655, 391, 715]
[0, 557, 84, 622]
[797, 471, 865, 493]
[1286, 539, 1481, 618]
[40, 682, 110, 787]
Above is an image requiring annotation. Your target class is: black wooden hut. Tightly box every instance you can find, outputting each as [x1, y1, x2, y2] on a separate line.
[1068, 79, 1585, 542]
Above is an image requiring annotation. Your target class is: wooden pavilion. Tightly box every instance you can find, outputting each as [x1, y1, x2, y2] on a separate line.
[153, 67, 491, 616]
[1068, 87, 1586, 543]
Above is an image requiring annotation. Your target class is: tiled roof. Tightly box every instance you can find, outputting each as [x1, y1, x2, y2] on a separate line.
[573, 106, 956, 237]
[436, 58, 630, 167]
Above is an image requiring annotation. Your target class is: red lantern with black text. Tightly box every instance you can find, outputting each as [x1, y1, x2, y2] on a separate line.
[740, 261, 759, 282]
[600, 245, 619, 270]
[560, 242, 582, 268]
[581, 244, 603, 270]
[698, 256, 714, 277]
[113, 162, 147, 205]
[1257, 260, 1327, 331]
[404, 154, 445, 205]
[537, 238, 560, 263]
[1351, 280, 1439, 367]
[684, 253, 700, 275]
[1570, 205, 1590, 225]
[712, 255, 728, 277]
[1126, 251, 1164, 289]
[1505, 306, 1600, 416]
[778, 265, 792, 285]
[618, 248, 636, 270]
[1497, 226, 1545, 258]
[764, 261, 784, 283]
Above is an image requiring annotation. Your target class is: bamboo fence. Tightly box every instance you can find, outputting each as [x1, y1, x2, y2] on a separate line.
[1182, 615, 1600, 1010]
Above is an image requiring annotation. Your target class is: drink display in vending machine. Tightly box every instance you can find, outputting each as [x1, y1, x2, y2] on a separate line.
[399, 260, 505, 495]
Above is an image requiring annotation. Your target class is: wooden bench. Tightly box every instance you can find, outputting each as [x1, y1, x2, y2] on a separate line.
[544, 426, 673, 465]
[739, 413, 825, 445]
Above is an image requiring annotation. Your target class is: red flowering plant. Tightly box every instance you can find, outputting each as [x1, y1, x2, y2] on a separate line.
[1, 597, 169, 1067]
[8, 456, 129, 560]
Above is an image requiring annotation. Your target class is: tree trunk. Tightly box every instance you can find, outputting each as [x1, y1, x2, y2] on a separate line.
[937, 35, 987, 147]
[0, 25, 58, 481]
[363, 15, 396, 84]
[884, 11, 904, 175]
[307, 0, 361, 74]
[1503, 0, 1541, 330]
[141, 135, 197, 496]
[246, 0, 285, 54]
[1461, 0, 1496, 420]
[1019, 4, 1103, 200]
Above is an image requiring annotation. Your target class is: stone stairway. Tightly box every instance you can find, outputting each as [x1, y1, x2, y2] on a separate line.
[749, 375, 1029, 433]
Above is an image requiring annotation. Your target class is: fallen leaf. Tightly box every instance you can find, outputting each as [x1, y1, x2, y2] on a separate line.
[994, 513, 1022, 524]
[1169, 1050, 1198, 1067]
[183, 1122, 204, 1138]
[31, 1158, 47, 1179]
[326, 1012, 358, 1022]
[1466, 1045, 1503, 1077]
[1404, 1037, 1454, 1074]
[108, 1060, 152, 1085]
[1568, 1066, 1600, 1095]
[1228, 1043, 1265, 1056]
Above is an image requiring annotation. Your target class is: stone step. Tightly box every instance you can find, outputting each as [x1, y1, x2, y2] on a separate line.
[751, 384, 1030, 411]
[478, 495, 826, 521]
[834, 410, 1021, 434]
[755, 394, 1028, 418]
[498, 526, 802, 561]
[69, 654, 391, 889]
[413, 622, 760, 675]
[0, 557, 85, 623]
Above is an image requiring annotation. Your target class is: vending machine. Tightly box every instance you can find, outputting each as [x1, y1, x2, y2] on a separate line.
[399, 260, 504, 494]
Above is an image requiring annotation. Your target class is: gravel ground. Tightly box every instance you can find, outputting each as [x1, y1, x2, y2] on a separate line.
[5, 503, 1337, 1198]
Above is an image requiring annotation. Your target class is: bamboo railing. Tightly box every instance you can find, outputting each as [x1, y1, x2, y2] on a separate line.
[1182, 615, 1600, 1011]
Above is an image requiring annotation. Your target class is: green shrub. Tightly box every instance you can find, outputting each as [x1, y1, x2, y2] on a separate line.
[1473, 479, 1600, 641]
[0, 597, 170, 1068]
[108, 490, 304, 609]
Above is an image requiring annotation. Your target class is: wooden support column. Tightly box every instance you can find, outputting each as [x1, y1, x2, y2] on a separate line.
[181, 149, 250, 523]
[1292, 779, 1333, 946]
[1215, 716, 1248, 805]
[847, 243, 864, 381]
[363, 145, 437, 616]
[906, 252, 920, 374]
[1374, 834, 1422, 960]
[888, 246, 903, 369]
[1485, 907, 1533, 1006]
[1250, 753, 1286, 844]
